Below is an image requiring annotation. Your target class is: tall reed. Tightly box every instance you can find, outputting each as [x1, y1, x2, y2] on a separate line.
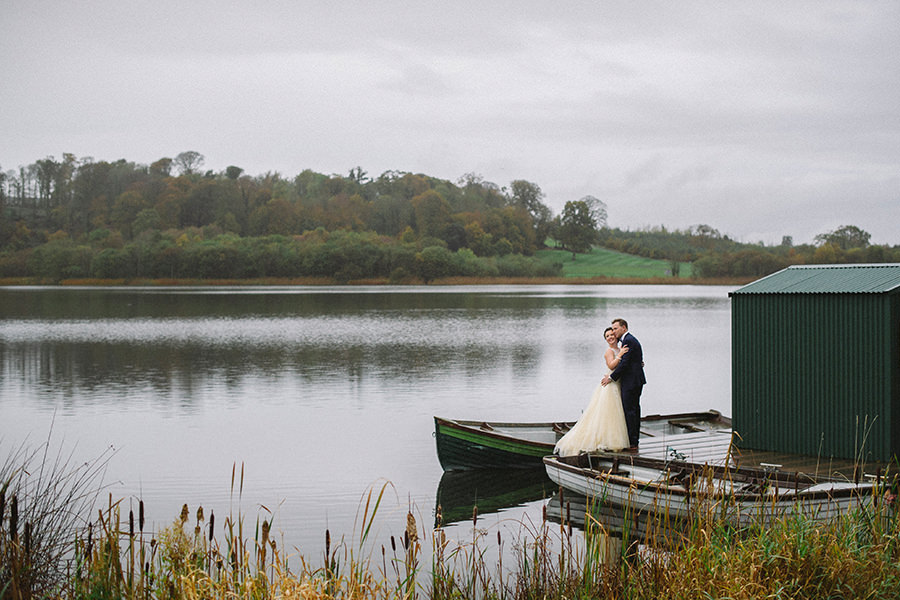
[6, 452, 899, 600]
[1, 437, 113, 599]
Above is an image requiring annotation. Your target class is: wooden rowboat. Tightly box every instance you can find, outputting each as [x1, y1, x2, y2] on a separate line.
[543, 442, 887, 526]
[434, 410, 731, 471]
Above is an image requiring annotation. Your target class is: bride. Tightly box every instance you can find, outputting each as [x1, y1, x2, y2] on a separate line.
[554, 327, 631, 456]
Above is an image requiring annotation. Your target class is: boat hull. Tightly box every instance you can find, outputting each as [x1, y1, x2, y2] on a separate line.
[544, 453, 880, 526]
[434, 417, 562, 470]
[434, 411, 731, 471]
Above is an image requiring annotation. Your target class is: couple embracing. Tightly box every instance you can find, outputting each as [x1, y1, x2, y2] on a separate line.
[554, 318, 646, 456]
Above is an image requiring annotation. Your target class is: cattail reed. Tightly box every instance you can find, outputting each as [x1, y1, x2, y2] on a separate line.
[180, 503, 189, 525]
[195, 507, 204, 540]
[260, 520, 270, 569]
[10, 495, 18, 540]
[209, 511, 215, 542]
[139, 500, 144, 533]
[406, 512, 417, 545]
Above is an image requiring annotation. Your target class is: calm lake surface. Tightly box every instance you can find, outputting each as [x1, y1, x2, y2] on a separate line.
[0, 284, 735, 556]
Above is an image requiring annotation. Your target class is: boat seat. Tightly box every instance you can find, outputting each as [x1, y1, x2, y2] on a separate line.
[552, 423, 570, 434]
[669, 420, 703, 432]
[662, 468, 692, 488]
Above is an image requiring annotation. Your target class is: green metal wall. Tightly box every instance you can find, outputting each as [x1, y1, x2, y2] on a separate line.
[732, 292, 898, 462]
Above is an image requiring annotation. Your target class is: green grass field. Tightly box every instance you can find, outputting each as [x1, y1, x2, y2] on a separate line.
[535, 245, 694, 279]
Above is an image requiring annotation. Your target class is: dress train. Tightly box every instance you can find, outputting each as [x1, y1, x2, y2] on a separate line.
[554, 375, 630, 456]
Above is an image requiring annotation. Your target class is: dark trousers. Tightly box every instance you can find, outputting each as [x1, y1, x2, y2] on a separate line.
[621, 385, 642, 447]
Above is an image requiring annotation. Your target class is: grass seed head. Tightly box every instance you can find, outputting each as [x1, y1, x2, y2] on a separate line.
[406, 512, 418, 545]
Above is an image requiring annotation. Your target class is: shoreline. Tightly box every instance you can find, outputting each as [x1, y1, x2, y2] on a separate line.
[0, 275, 753, 287]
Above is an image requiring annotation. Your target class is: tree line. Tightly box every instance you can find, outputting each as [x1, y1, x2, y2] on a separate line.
[0, 152, 575, 281]
[1, 151, 896, 282]
[600, 223, 899, 278]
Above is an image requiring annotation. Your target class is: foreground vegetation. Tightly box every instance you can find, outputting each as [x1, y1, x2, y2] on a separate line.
[4, 443, 900, 599]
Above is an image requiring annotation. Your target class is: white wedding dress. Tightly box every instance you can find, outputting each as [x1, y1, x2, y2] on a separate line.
[554, 373, 630, 456]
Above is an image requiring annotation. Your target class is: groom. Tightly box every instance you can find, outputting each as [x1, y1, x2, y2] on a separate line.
[601, 318, 646, 450]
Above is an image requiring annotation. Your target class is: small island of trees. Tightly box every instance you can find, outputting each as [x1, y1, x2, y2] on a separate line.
[1, 152, 896, 284]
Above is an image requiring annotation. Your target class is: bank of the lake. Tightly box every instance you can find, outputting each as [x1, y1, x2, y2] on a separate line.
[0, 275, 753, 286]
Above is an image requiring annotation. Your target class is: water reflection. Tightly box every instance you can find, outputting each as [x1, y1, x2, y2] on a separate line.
[545, 490, 692, 557]
[0, 285, 734, 553]
[435, 468, 553, 526]
[0, 285, 728, 319]
[1, 324, 541, 409]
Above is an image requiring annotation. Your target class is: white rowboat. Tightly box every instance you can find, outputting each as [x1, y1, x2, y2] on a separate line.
[544, 438, 886, 526]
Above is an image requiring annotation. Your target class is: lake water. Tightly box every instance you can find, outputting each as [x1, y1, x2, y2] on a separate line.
[0, 284, 735, 559]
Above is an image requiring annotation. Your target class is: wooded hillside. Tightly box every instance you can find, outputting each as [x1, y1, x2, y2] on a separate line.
[1, 152, 896, 282]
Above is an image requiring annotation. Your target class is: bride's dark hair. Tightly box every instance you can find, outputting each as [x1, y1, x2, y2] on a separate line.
[603, 327, 614, 335]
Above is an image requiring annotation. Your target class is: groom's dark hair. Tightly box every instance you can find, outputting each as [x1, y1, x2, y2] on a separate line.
[612, 318, 628, 329]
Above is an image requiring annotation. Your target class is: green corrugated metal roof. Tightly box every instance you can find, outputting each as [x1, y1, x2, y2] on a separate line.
[731, 263, 900, 295]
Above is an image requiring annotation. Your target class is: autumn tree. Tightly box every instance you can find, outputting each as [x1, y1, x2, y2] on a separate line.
[579, 195, 608, 229]
[111, 190, 149, 239]
[325, 193, 370, 231]
[411, 190, 451, 238]
[814, 225, 871, 249]
[457, 173, 505, 211]
[150, 157, 173, 177]
[173, 151, 204, 176]
[509, 179, 553, 245]
[370, 195, 413, 236]
[348, 166, 369, 184]
[225, 166, 244, 180]
[557, 200, 598, 259]
[689, 224, 722, 250]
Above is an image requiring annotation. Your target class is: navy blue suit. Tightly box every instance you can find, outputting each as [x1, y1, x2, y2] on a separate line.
[609, 331, 646, 447]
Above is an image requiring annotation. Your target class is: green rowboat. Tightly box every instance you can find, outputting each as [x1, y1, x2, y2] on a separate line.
[434, 410, 731, 471]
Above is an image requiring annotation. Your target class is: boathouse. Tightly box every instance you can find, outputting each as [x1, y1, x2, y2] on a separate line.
[730, 264, 900, 462]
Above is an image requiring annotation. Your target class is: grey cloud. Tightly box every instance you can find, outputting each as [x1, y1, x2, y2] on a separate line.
[2, 0, 899, 245]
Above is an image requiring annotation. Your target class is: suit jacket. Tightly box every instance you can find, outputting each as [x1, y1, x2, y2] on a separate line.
[610, 331, 646, 391]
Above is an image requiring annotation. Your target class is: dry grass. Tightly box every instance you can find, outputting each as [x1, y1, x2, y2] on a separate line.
[4, 451, 898, 600]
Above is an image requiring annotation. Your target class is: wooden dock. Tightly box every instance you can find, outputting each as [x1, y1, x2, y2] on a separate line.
[632, 429, 888, 482]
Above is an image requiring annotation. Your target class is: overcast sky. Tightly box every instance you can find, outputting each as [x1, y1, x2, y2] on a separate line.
[3, 1, 898, 245]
